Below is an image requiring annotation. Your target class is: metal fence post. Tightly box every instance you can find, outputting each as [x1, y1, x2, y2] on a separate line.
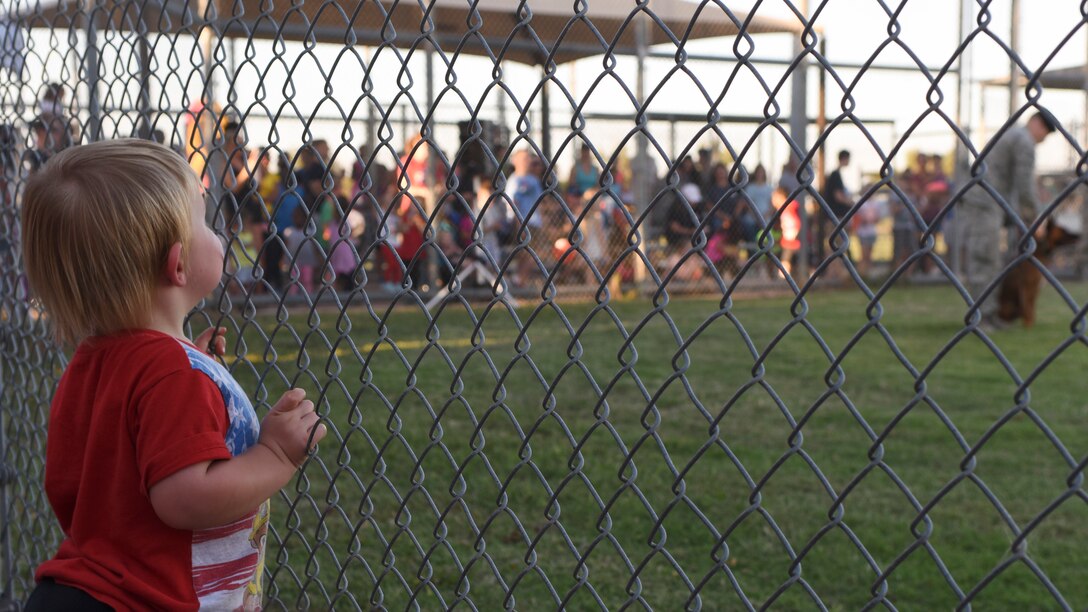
[83, 10, 100, 142]
[0, 324, 14, 612]
[789, 5, 810, 281]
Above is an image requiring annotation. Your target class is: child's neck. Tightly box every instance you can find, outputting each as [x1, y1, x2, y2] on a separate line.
[146, 288, 198, 341]
[144, 310, 187, 340]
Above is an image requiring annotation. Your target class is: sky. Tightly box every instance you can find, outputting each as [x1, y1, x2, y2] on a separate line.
[9, 0, 1088, 183]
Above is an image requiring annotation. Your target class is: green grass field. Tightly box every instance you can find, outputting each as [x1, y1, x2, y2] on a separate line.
[212, 280, 1088, 610]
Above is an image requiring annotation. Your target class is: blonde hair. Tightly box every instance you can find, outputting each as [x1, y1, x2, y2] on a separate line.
[21, 138, 200, 345]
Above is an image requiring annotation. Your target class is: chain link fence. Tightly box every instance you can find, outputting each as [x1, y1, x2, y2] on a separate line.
[3, 0, 1088, 609]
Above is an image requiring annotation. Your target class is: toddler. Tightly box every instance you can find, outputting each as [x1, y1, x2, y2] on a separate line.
[282, 204, 324, 294]
[20, 139, 326, 610]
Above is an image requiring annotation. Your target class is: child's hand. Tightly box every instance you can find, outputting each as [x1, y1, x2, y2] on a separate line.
[259, 388, 327, 468]
[194, 326, 227, 357]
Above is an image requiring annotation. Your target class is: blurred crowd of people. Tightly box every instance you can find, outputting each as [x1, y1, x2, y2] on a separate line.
[8, 81, 1057, 302]
[213, 130, 643, 297]
[815, 148, 954, 280]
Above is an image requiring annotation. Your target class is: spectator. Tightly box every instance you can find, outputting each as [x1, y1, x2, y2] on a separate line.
[365, 168, 400, 280]
[256, 151, 280, 205]
[264, 155, 305, 292]
[904, 153, 931, 203]
[695, 148, 715, 192]
[297, 140, 332, 209]
[778, 155, 801, 198]
[704, 163, 742, 270]
[24, 119, 51, 173]
[853, 191, 886, 278]
[919, 154, 951, 274]
[505, 149, 545, 284]
[477, 177, 511, 267]
[777, 155, 808, 266]
[677, 154, 697, 188]
[0, 123, 15, 183]
[380, 194, 427, 290]
[215, 124, 260, 286]
[745, 164, 775, 229]
[400, 134, 447, 209]
[775, 187, 801, 278]
[574, 191, 609, 284]
[664, 179, 703, 252]
[820, 149, 854, 268]
[661, 180, 708, 282]
[436, 197, 476, 286]
[357, 168, 394, 281]
[282, 205, 323, 295]
[352, 142, 389, 200]
[823, 149, 853, 219]
[567, 144, 599, 197]
[891, 189, 916, 272]
[0, 124, 19, 300]
[221, 121, 259, 232]
[327, 195, 360, 292]
[35, 82, 79, 156]
[714, 164, 758, 244]
[899, 153, 933, 273]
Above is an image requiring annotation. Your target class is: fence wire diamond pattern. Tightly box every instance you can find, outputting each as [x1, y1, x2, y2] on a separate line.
[1, 0, 1088, 609]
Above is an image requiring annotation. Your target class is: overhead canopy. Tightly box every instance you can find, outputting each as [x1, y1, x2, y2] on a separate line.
[20, 0, 805, 65]
[0, 19, 25, 73]
[982, 65, 1088, 91]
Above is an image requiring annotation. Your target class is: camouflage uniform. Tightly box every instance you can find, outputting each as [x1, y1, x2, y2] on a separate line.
[960, 125, 1040, 320]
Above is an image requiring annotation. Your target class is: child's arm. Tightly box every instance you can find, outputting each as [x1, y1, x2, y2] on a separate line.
[148, 388, 326, 531]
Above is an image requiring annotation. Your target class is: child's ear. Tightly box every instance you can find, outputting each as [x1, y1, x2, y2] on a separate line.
[162, 242, 187, 287]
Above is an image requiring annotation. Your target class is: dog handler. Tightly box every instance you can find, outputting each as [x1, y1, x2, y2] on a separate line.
[959, 111, 1056, 332]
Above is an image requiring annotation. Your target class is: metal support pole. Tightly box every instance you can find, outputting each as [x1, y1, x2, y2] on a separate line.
[540, 64, 551, 161]
[951, 0, 970, 277]
[1084, 25, 1088, 147]
[424, 48, 439, 291]
[816, 38, 827, 195]
[84, 13, 101, 141]
[669, 119, 677, 161]
[200, 0, 215, 113]
[400, 104, 409, 153]
[497, 72, 508, 139]
[425, 47, 436, 211]
[198, 0, 220, 224]
[789, 1, 810, 280]
[228, 36, 237, 82]
[632, 15, 654, 288]
[364, 46, 377, 152]
[0, 331, 12, 612]
[956, 0, 968, 142]
[980, 83, 988, 142]
[633, 16, 652, 215]
[1081, 19, 1088, 275]
[138, 34, 151, 139]
[1008, 0, 1019, 117]
[365, 99, 377, 156]
[956, 0, 971, 172]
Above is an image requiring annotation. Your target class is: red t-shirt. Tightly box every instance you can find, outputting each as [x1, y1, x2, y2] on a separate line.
[36, 330, 269, 611]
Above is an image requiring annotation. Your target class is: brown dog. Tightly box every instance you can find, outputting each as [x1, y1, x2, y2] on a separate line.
[997, 222, 1080, 327]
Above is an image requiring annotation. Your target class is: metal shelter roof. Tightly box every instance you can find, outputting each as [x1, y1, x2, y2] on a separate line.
[20, 0, 807, 66]
[982, 65, 1088, 91]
